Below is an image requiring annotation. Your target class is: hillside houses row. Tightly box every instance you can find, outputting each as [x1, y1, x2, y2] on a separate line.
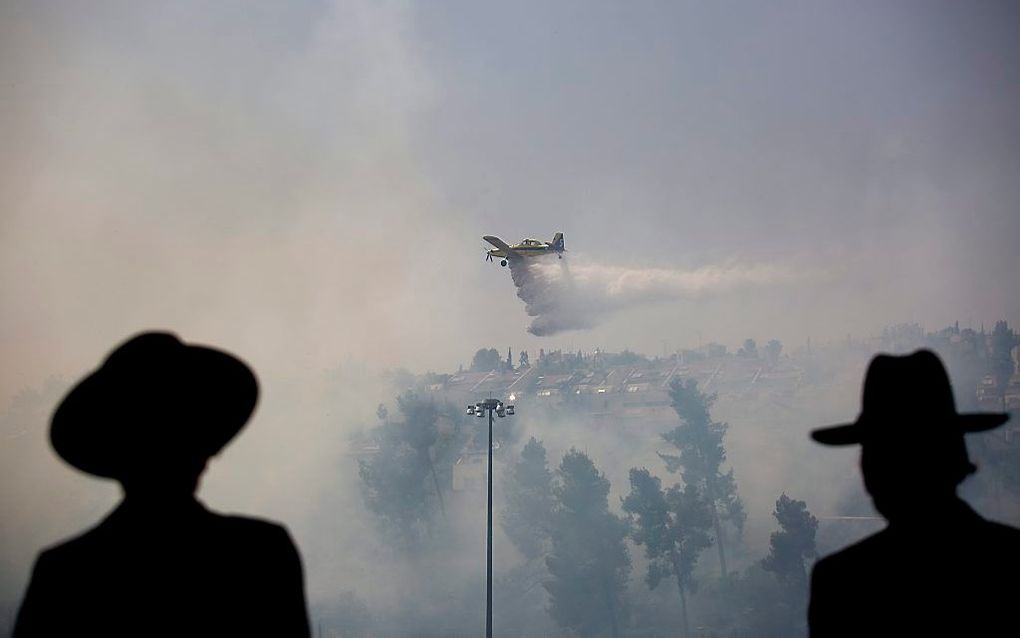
[433, 350, 806, 430]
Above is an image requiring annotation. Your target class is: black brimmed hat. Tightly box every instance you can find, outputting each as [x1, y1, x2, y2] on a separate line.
[811, 349, 1009, 446]
[50, 332, 258, 479]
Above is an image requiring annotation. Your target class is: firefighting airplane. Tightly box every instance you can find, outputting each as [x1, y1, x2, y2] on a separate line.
[483, 233, 565, 267]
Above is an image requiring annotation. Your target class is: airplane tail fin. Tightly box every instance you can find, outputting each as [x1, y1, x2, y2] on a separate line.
[552, 232, 565, 252]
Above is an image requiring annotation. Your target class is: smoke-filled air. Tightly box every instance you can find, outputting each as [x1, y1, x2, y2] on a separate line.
[3, 1, 1020, 637]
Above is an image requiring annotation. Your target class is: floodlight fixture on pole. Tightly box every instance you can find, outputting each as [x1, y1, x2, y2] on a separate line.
[468, 396, 515, 638]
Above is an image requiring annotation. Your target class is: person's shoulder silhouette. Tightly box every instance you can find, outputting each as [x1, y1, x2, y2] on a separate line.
[807, 349, 1019, 636]
[14, 332, 311, 637]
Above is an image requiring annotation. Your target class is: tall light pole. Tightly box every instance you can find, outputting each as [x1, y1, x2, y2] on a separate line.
[466, 396, 515, 638]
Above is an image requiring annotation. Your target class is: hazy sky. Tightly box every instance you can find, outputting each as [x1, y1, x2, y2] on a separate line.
[2, 0, 1019, 400]
[3, 2, 1020, 623]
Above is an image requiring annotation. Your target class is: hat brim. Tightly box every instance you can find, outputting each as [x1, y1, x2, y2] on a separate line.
[51, 339, 258, 479]
[811, 412, 1011, 447]
[810, 422, 863, 446]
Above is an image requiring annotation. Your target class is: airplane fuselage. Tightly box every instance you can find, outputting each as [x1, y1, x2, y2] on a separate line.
[486, 243, 551, 259]
[484, 233, 565, 266]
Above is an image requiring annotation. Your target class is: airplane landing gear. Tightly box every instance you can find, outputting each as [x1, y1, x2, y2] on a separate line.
[500, 259, 508, 267]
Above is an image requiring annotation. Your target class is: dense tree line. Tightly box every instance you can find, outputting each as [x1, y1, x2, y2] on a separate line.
[354, 375, 827, 637]
[494, 386, 821, 637]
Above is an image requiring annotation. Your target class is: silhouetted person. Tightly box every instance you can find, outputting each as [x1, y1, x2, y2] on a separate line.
[14, 332, 311, 637]
[808, 350, 1018, 636]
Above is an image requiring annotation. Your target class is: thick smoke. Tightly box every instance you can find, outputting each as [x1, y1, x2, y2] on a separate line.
[510, 255, 803, 336]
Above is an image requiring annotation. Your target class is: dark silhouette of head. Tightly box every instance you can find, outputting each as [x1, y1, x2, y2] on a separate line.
[16, 333, 311, 637]
[49, 331, 258, 500]
[811, 349, 1008, 524]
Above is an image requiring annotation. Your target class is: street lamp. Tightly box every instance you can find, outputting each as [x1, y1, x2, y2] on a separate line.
[465, 397, 515, 638]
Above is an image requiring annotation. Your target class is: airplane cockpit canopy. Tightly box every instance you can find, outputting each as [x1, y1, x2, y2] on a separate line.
[521, 239, 542, 246]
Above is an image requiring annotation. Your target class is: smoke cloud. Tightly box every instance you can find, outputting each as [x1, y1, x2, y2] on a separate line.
[509, 255, 805, 336]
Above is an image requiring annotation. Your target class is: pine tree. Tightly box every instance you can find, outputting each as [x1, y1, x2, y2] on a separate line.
[659, 377, 745, 577]
[622, 468, 714, 638]
[358, 391, 446, 549]
[761, 494, 817, 592]
[545, 450, 631, 637]
[760, 493, 818, 636]
[471, 348, 502, 372]
[501, 437, 555, 560]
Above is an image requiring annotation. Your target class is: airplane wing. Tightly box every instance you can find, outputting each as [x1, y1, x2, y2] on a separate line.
[483, 236, 513, 253]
